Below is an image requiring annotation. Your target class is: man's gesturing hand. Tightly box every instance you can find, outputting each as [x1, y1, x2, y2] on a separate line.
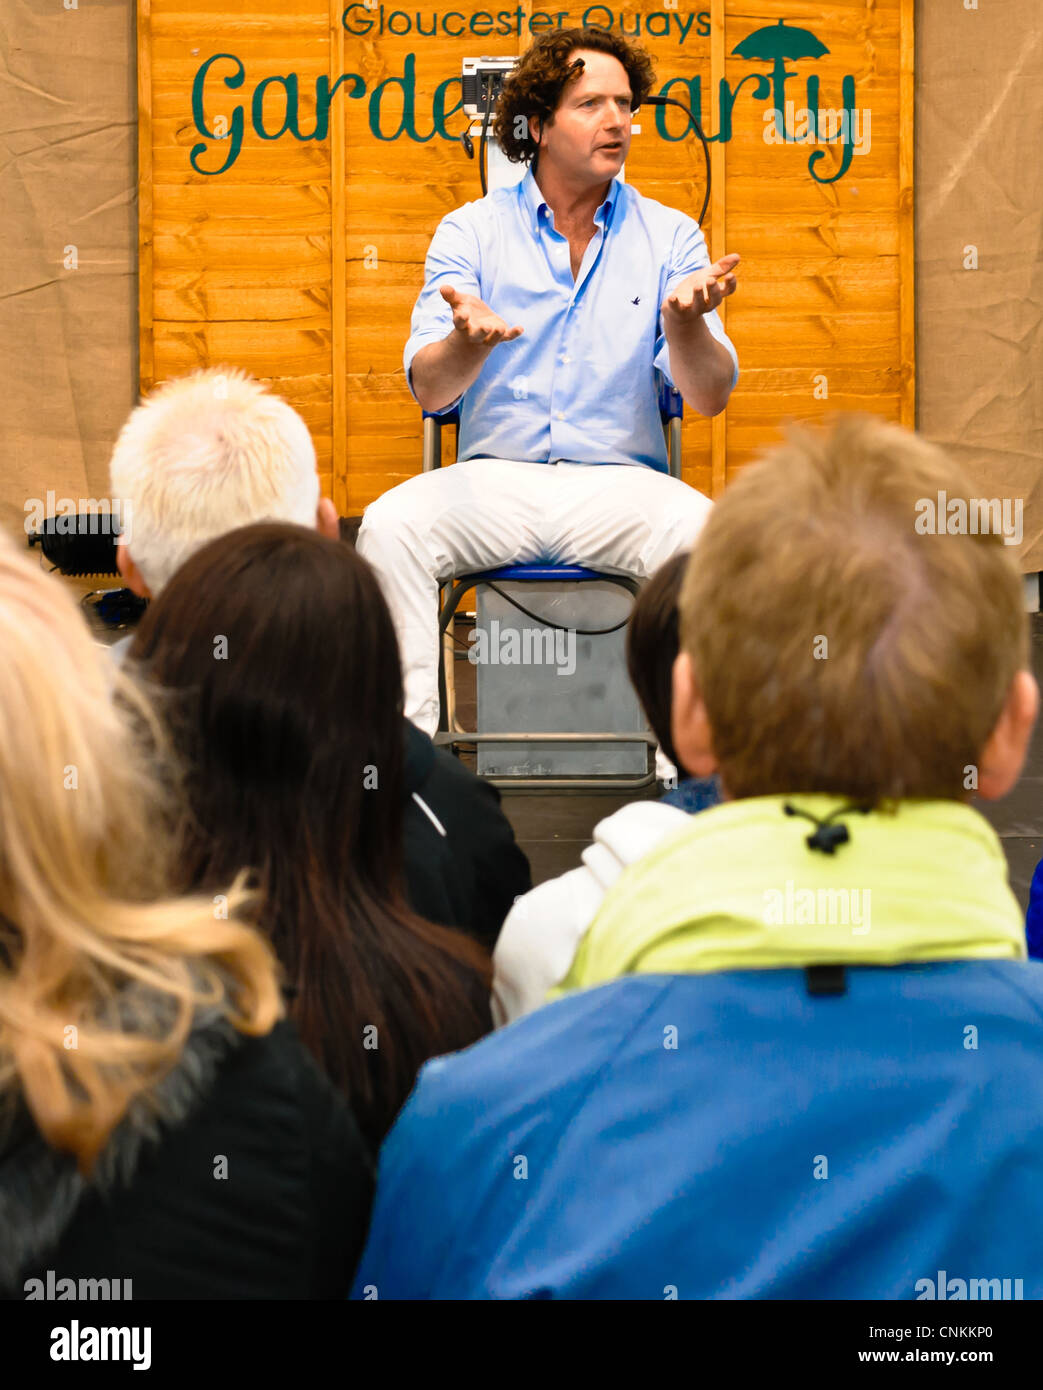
[661, 252, 741, 326]
[441, 286, 524, 347]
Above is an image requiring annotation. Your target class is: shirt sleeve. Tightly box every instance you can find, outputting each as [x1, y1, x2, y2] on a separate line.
[403, 208, 484, 415]
[653, 217, 739, 393]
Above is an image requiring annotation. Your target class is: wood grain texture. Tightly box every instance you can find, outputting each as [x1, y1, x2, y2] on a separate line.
[330, 0, 349, 512]
[899, 0, 916, 428]
[139, 0, 915, 508]
[709, 0, 726, 497]
[137, 0, 155, 393]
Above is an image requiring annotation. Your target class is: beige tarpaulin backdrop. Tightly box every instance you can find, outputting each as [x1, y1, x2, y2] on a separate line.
[1, 2, 1041, 560]
[1, 0, 137, 552]
[915, 3, 1043, 568]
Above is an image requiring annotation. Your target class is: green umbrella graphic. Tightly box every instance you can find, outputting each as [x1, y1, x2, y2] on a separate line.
[732, 19, 829, 141]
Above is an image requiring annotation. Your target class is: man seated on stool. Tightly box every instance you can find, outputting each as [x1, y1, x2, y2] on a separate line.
[357, 27, 739, 737]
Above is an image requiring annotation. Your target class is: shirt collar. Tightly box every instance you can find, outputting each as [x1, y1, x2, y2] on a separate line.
[519, 164, 622, 237]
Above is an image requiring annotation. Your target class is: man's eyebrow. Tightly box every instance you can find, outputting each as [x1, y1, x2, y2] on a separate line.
[573, 90, 634, 102]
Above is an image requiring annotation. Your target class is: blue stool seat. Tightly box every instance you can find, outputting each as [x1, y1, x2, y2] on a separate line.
[456, 564, 614, 585]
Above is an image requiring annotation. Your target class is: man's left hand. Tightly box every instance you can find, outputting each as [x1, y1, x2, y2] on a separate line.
[661, 252, 741, 325]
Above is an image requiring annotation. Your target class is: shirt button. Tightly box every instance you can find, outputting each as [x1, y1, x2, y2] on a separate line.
[561, 355, 571, 364]
[557, 412, 565, 420]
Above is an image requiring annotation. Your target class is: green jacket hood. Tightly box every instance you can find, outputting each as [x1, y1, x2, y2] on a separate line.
[555, 794, 1025, 996]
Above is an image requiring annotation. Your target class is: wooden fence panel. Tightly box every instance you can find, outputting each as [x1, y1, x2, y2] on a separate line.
[138, 0, 914, 511]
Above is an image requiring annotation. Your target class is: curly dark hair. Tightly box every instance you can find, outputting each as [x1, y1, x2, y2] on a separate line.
[492, 27, 656, 165]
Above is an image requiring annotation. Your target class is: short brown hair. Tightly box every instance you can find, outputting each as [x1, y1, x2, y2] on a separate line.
[493, 28, 656, 165]
[679, 415, 1028, 802]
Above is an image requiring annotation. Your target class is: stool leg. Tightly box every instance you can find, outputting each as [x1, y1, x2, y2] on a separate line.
[437, 581, 471, 739]
[437, 584, 448, 734]
[444, 623, 459, 732]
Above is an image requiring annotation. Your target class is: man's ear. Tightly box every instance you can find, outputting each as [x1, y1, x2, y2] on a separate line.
[116, 543, 151, 599]
[975, 669, 1039, 800]
[671, 650, 719, 781]
[316, 496, 340, 541]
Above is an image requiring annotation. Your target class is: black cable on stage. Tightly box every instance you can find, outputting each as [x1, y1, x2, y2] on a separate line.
[482, 580, 629, 637]
[640, 94, 712, 228]
[478, 89, 493, 197]
[442, 584, 630, 647]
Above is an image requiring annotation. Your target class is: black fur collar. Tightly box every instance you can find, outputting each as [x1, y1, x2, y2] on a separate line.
[0, 997, 240, 1293]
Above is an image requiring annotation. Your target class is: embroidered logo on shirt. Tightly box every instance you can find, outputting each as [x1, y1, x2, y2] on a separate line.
[631, 297, 641, 305]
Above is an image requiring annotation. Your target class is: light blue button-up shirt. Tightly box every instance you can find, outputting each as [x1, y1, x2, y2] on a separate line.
[403, 165, 738, 473]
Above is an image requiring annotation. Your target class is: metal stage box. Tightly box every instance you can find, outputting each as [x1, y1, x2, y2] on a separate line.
[474, 578, 650, 777]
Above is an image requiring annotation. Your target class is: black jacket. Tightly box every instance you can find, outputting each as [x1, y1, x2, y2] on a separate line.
[402, 720, 531, 950]
[2, 1013, 373, 1300]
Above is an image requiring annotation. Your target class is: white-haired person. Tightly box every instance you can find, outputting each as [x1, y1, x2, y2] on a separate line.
[107, 367, 530, 948]
[0, 536, 372, 1299]
[110, 366, 339, 599]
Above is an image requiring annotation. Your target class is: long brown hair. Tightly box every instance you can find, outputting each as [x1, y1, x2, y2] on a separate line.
[130, 523, 492, 1146]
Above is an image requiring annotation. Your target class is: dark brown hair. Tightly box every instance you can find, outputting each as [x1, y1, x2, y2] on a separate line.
[493, 27, 656, 164]
[626, 552, 690, 773]
[129, 523, 492, 1148]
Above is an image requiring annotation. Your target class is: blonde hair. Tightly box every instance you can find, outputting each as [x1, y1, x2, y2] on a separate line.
[0, 536, 283, 1172]
[679, 414, 1028, 801]
[108, 367, 320, 594]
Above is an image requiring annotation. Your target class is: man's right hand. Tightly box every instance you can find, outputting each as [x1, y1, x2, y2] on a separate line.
[441, 286, 523, 347]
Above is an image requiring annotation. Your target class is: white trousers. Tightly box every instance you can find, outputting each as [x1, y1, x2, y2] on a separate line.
[357, 458, 713, 737]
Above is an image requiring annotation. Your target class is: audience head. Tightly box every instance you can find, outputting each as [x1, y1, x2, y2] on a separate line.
[129, 523, 491, 1145]
[0, 535, 281, 1173]
[626, 551, 689, 773]
[108, 366, 338, 597]
[673, 415, 1038, 802]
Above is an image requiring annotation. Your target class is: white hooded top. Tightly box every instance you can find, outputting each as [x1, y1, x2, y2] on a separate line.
[492, 800, 691, 1026]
